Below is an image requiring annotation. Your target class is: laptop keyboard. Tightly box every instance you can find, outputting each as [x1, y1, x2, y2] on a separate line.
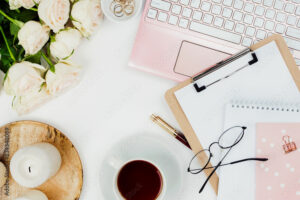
[146, 0, 300, 53]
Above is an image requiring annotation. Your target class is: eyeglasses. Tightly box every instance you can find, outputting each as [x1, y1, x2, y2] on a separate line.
[187, 126, 268, 193]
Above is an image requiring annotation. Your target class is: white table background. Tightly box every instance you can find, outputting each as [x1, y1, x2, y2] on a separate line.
[0, 16, 216, 199]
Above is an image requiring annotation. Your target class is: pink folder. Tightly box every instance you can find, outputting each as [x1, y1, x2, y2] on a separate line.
[256, 123, 300, 200]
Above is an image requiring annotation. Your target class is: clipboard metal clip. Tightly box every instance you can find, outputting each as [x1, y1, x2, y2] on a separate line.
[193, 48, 258, 93]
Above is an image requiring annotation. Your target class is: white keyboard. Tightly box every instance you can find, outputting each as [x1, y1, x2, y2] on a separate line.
[146, 0, 300, 62]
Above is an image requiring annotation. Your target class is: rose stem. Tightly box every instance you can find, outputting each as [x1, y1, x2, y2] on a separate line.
[0, 25, 16, 62]
[0, 9, 24, 28]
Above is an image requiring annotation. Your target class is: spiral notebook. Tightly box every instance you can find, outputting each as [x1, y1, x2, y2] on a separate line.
[165, 35, 300, 193]
[218, 103, 300, 200]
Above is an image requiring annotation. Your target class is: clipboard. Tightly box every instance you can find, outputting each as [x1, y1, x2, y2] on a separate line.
[165, 34, 300, 194]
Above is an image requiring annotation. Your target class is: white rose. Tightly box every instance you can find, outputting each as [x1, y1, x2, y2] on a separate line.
[71, 0, 103, 37]
[45, 61, 81, 95]
[18, 21, 50, 55]
[4, 61, 46, 96]
[38, 0, 70, 33]
[12, 88, 51, 115]
[50, 29, 82, 60]
[9, 0, 40, 10]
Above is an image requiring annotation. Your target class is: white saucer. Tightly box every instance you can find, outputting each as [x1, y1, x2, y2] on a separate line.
[99, 134, 183, 200]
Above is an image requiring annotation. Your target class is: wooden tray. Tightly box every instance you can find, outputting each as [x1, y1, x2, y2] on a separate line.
[0, 121, 83, 200]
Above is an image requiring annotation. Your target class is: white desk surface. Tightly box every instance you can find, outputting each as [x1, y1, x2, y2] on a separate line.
[0, 17, 216, 199]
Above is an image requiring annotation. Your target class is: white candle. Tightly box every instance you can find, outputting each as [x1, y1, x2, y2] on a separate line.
[10, 143, 61, 188]
[15, 190, 48, 200]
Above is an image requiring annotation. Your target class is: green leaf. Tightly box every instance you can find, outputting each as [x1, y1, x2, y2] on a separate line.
[25, 51, 42, 64]
[12, 9, 39, 23]
[10, 22, 20, 36]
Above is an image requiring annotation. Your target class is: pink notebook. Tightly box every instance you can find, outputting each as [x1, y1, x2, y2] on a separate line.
[256, 123, 300, 200]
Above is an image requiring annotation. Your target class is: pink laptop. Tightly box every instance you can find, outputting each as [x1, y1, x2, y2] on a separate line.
[129, 0, 300, 81]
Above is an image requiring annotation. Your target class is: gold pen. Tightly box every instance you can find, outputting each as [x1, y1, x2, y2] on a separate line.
[151, 114, 191, 149]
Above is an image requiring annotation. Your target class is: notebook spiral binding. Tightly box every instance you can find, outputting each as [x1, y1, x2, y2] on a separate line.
[230, 101, 300, 113]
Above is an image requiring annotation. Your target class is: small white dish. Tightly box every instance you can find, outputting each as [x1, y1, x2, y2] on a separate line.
[99, 134, 183, 200]
[101, 0, 144, 23]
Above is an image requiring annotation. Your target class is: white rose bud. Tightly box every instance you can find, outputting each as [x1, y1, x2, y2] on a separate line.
[9, 0, 41, 10]
[38, 0, 70, 33]
[71, 0, 103, 37]
[12, 88, 51, 115]
[45, 61, 81, 95]
[50, 29, 82, 60]
[4, 61, 46, 96]
[18, 21, 50, 56]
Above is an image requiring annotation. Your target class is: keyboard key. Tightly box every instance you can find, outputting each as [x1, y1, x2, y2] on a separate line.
[235, 23, 245, 33]
[201, 1, 211, 11]
[265, 20, 275, 30]
[275, 23, 285, 33]
[276, 12, 286, 22]
[224, 20, 234, 30]
[256, 30, 266, 39]
[147, 9, 158, 19]
[286, 27, 300, 39]
[212, 5, 222, 15]
[244, 3, 254, 13]
[180, 0, 189, 5]
[285, 3, 295, 13]
[212, 0, 221, 3]
[214, 17, 224, 27]
[182, 8, 192, 17]
[292, 0, 300, 3]
[265, 9, 275, 19]
[263, 0, 273, 7]
[297, 20, 300, 28]
[158, 12, 168, 22]
[242, 37, 252, 47]
[172, 5, 182, 14]
[169, 15, 179, 24]
[171, 0, 178, 2]
[193, 11, 203, 20]
[287, 15, 297, 25]
[179, 18, 189, 28]
[223, 0, 233, 6]
[255, 6, 265, 16]
[190, 21, 242, 43]
[253, 0, 261, 3]
[274, 0, 284, 10]
[203, 13, 213, 23]
[233, 0, 243, 9]
[233, 11, 243, 21]
[296, 6, 300, 16]
[191, 0, 201, 8]
[284, 37, 300, 51]
[246, 26, 256, 36]
[222, 7, 233, 18]
[151, 0, 171, 11]
[254, 17, 264, 27]
[244, 14, 254, 24]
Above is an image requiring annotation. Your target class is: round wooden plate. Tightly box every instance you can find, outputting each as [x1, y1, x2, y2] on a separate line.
[0, 121, 83, 200]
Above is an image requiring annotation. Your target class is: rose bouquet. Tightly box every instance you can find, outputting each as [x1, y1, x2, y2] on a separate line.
[0, 0, 103, 115]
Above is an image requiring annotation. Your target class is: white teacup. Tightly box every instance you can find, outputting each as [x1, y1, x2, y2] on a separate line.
[99, 134, 183, 200]
[111, 158, 166, 200]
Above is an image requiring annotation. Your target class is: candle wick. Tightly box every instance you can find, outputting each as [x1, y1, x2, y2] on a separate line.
[29, 166, 31, 173]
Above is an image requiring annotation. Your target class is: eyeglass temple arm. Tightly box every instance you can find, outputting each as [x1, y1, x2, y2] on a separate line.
[229, 157, 268, 165]
[199, 162, 221, 193]
[198, 157, 268, 193]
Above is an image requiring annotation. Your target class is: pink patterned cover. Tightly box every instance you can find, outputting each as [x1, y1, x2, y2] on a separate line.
[256, 123, 300, 200]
